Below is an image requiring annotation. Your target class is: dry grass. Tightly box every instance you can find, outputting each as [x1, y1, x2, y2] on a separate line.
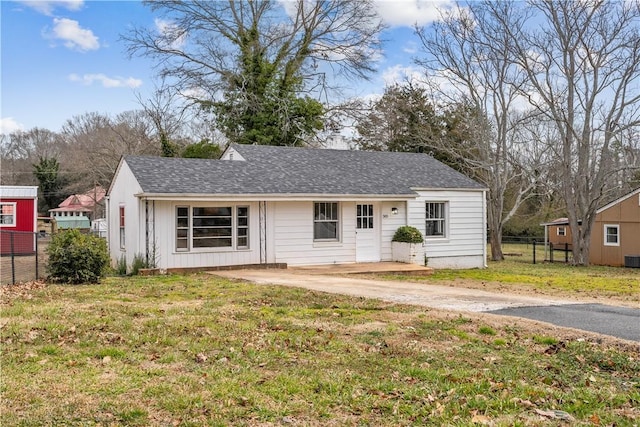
[1, 274, 638, 426]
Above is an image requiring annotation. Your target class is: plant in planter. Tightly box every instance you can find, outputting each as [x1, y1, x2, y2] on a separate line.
[391, 226, 424, 264]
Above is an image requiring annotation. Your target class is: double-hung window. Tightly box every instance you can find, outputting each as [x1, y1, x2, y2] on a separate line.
[176, 207, 189, 251]
[119, 206, 125, 249]
[604, 224, 620, 246]
[0, 203, 16, 227]
[557, 226, 566, 236]
[314, 202, 339, 241]
[237, 206, 249, 249]
[425, 202, 446, 237]
[176, 205, 249, 251]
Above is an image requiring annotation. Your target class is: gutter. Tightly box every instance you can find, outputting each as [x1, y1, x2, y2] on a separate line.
[133, 193, 417, 202]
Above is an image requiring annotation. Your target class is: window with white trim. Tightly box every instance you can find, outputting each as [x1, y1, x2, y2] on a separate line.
[0, 203, 16, 227]
[604, 224, 620, 246]
[557, 226, 566, 236]
[356, 204, 373, 229]
[176, 206, 189, 251]
[314, 202, 339, 241]
[175, 205, 250, 251]
[425, 202, 446, 237]
[236, 206, 249, 249]
[119, 206, 125, 249]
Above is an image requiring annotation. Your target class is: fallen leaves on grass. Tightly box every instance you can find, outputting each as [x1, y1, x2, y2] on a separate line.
[0, 280, 47, 304]
[534, 409, 576, 421]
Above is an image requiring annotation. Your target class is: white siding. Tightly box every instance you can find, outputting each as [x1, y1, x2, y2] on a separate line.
[380, 201, 408, 261]
[407, 190, 486, 269]
[107, 161, 143, 269]
[271, 201, 357, 266]
[153, 201, 262, 270]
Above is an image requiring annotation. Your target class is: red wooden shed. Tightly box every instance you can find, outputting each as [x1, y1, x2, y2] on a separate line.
[0, 186, 38, 255]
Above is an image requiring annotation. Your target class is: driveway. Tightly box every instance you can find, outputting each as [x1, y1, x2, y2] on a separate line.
[211, 268, 640, 342]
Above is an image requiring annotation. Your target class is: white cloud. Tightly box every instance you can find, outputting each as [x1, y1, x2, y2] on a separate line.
[68, 73, 143, 88]
[381, 64, 426, 86]
[155, 18, 187, 50]
[0, 117, 25, 134]
[18, 0, 83, 16]
[49, 18, 99, 52]
[403, 41, 418, 54]
[374, 0, 454, 27]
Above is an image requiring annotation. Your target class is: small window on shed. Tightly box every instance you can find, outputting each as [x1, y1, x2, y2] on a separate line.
[557, 226, 566, 236]
[604, 224, 619, 246]
[0, 203, 16, 227]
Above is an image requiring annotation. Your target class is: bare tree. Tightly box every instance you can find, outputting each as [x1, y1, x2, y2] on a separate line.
[501, 0, 640, 265]
[136, 80, 197, 156]
[60, 111, 159, 190]
[0, 128, 64, 186]
[123, 0, 384, 144]
[415, 2, 544, 261]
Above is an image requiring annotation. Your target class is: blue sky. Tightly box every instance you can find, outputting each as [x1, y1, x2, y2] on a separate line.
[1, 0, 452, 134]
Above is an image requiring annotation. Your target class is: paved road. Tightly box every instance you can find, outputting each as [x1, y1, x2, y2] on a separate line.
[489, 304, 640, 342]
[211, 269, 640, 342]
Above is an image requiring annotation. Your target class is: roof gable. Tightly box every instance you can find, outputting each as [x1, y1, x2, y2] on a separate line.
[123, 145, 485, 196]
[596, 187, 640, 214]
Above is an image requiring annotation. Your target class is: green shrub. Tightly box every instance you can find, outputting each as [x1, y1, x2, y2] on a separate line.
[116, 255, 128, 276]
[131, 253, 150, 276]
[47, 229, 110, 284]
[392, 226, 424, 244]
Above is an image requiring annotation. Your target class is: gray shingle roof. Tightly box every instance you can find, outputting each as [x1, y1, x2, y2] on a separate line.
[123, 144, 484, 196]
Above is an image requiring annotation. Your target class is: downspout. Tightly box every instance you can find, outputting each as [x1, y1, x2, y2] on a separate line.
[259, 201, 267, 264]
[105, 196, 111, 255]
[482, 190, 488, 268]
[153, 200, 156, 268]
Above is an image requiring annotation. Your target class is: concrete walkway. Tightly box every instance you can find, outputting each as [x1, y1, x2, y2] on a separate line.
[210, 266, 573, 312]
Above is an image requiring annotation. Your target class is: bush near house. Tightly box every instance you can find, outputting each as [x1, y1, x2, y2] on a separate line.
[392, 225, 424, 244]
[47, 229, 109, 284]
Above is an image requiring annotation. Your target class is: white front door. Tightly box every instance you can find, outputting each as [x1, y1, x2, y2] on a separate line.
[355, 203, 380, 262]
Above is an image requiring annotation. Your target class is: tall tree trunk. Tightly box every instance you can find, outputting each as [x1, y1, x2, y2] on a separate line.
[489, 227, 504, 261]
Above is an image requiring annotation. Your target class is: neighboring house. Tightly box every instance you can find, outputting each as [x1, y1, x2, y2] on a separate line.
[49, 185, 105, 231]
[590, 188, 640, 267]
[0, 185, 38, 255]
[541, 187, 640, 267]
[107, 144, 487, 271]
[541, 217, 574, 248]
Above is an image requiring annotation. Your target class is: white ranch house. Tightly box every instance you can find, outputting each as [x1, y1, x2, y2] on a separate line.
[107, 144, 487, 272]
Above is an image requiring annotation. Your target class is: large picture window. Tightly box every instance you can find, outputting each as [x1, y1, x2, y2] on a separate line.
[314, 202, 339, 241]
[0, 203, 16, 227]
[192, 207, 232, 248]
[425, 202, 446, 237]
[175, 205, 249, 251]
[604, 224, 619, 246]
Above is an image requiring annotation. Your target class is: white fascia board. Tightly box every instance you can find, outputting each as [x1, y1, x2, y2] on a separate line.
[134, 193, 416, 202]
[596, 187, 640, 214]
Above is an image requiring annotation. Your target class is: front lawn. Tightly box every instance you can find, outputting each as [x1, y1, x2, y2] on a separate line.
[1, 275, 638, 426]
[383, 244, 640, 304]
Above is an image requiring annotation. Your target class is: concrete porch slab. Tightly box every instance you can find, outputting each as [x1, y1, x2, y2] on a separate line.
[290, 262, 433, 276]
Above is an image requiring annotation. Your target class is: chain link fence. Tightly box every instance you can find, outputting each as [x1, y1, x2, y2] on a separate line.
[1, 231, 48, 285]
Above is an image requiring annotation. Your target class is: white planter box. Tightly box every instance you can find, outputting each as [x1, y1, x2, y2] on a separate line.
[391, 241, 423, 265]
